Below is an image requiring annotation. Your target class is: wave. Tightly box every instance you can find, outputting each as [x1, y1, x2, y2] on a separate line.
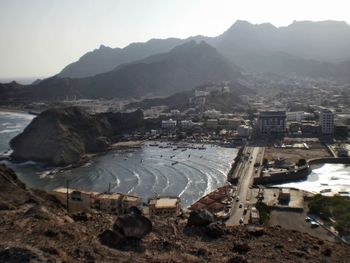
[0, 128, 21, 134]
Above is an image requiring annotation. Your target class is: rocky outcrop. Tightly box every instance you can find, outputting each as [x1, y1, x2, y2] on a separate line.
[187, 209, 215, 227]
[113, 213, 152, 239]
[9, 107, 144, 166]
[1, 165, 350, 262]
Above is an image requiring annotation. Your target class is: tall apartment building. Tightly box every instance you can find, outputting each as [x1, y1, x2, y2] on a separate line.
[319, 109, 334, 135]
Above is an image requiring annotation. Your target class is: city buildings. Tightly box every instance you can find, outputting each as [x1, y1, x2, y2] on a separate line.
[161, 119, 177, 130]
[51, 188, 140, 214]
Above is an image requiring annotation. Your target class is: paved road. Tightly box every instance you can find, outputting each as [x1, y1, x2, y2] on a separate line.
[226, 146, 261, 226]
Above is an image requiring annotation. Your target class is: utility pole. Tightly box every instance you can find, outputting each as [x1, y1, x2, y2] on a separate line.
[66, 179, 69, 213]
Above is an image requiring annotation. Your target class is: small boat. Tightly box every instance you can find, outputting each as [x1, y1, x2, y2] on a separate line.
[181, 148, 187, 152]
[198, 147, 206, 150]
[173, 147, 178, 151]
[170, 155, 175, 159]
[188, 154, 191, 158]
[149, 143, 159, 147]
[200, 155, 203, 158]
[140, 159, 143, 163]
[171, 161, 178, 166]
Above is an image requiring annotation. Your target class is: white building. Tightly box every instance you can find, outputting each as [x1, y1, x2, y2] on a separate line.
[180, 120, 194, 129]
[237, 125, 252, 137]
[195, 90, 210, 97]
[319, 109, 334, 135]
[286, 111, 305, 122]
[204, 109, 221, 119]
[161, 119, 177, 129]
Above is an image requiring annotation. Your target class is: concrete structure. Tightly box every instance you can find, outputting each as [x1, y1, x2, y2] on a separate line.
[219, 118, 242, 130]
[237, 125, 252, 137]
[278, 189, 291, 204]
[180, 120, 194, 129]
[52, 188, 93, 212]
[205, 119, 219, 129]
[258, 111, 286, 136]
[195, 90, 210, 97]
[319, 108, 334, 135]
[287, 111, 305, 122]
[148, 196, 181, 217]
[250, 206, 260, 225]
[161, 119, 177, 130]
[204, 109, 221, 119]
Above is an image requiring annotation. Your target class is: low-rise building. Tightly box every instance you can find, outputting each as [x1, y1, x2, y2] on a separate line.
[278, 189, 291, 204]
[51, 187, 141, 214]
[148, 196, 181, 217]
[161, 119, 177, 130]
[250, 206, 260, 225]
[237, 125, 252, 137]
[205, 119, 219, 129]
[219, 118, 242, 130]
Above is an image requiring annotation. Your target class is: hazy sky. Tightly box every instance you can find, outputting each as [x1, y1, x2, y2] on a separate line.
[1, 0, 349, 79]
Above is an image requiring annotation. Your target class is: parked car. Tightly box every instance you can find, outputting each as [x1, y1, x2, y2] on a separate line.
[236, 196, 240, 202]
[239, 218, 244, 224]
[239, 203, 243, 208]
[310, 221, 319, 228]
[305, 216, 312, 222]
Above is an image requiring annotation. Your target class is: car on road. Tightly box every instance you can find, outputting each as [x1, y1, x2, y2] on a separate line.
[239, 217, 244, 224]
[310, 221, 319, 228]
[239, 203, 243, 208]
[236, 196, 240, 202]
[305, 216, 312, 222]
[243, 207, 248, 214]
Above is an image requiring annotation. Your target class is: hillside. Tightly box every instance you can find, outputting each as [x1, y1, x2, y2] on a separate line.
[3, 41, 241, 101]
[1, 164, 350, 262]
[59, 38, 186, 78]
[126, 82, 253, 112]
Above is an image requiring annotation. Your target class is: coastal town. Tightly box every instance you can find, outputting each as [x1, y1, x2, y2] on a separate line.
[2, 5, 350, 260]
[17, 79, 344, 245]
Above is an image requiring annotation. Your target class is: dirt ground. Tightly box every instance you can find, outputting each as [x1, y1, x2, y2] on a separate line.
[264, 143, 331, 163]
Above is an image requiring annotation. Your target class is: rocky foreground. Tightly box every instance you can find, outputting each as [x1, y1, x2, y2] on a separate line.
[9, 107, 144, 166]
[0, 164, 349, 263]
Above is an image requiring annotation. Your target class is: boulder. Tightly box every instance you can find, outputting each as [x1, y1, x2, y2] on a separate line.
[99, 229, 126, 249]
[232, 241, 251, 254]
[113, 214, 152, 239]
[187, 209, 215, 227]
[205, 223, 226, 238]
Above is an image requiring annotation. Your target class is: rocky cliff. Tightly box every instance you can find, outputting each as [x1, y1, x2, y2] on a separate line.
[10, 107, 144, 166]
[0, 164, 349, 262]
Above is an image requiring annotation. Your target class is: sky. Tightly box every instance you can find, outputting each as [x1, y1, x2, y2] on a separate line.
[0, 0, 349, 80]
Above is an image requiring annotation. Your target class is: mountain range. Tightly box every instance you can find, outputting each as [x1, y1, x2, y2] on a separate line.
[58, 20, 350, 79]
[2, 20, 350, 102]
[1, 41, 241, 101]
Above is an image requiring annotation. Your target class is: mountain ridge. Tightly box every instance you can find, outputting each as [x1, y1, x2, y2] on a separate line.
[57, 20, 350, 79]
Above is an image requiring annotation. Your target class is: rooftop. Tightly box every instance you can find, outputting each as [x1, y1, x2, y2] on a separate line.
[150, 197, 179, 209]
